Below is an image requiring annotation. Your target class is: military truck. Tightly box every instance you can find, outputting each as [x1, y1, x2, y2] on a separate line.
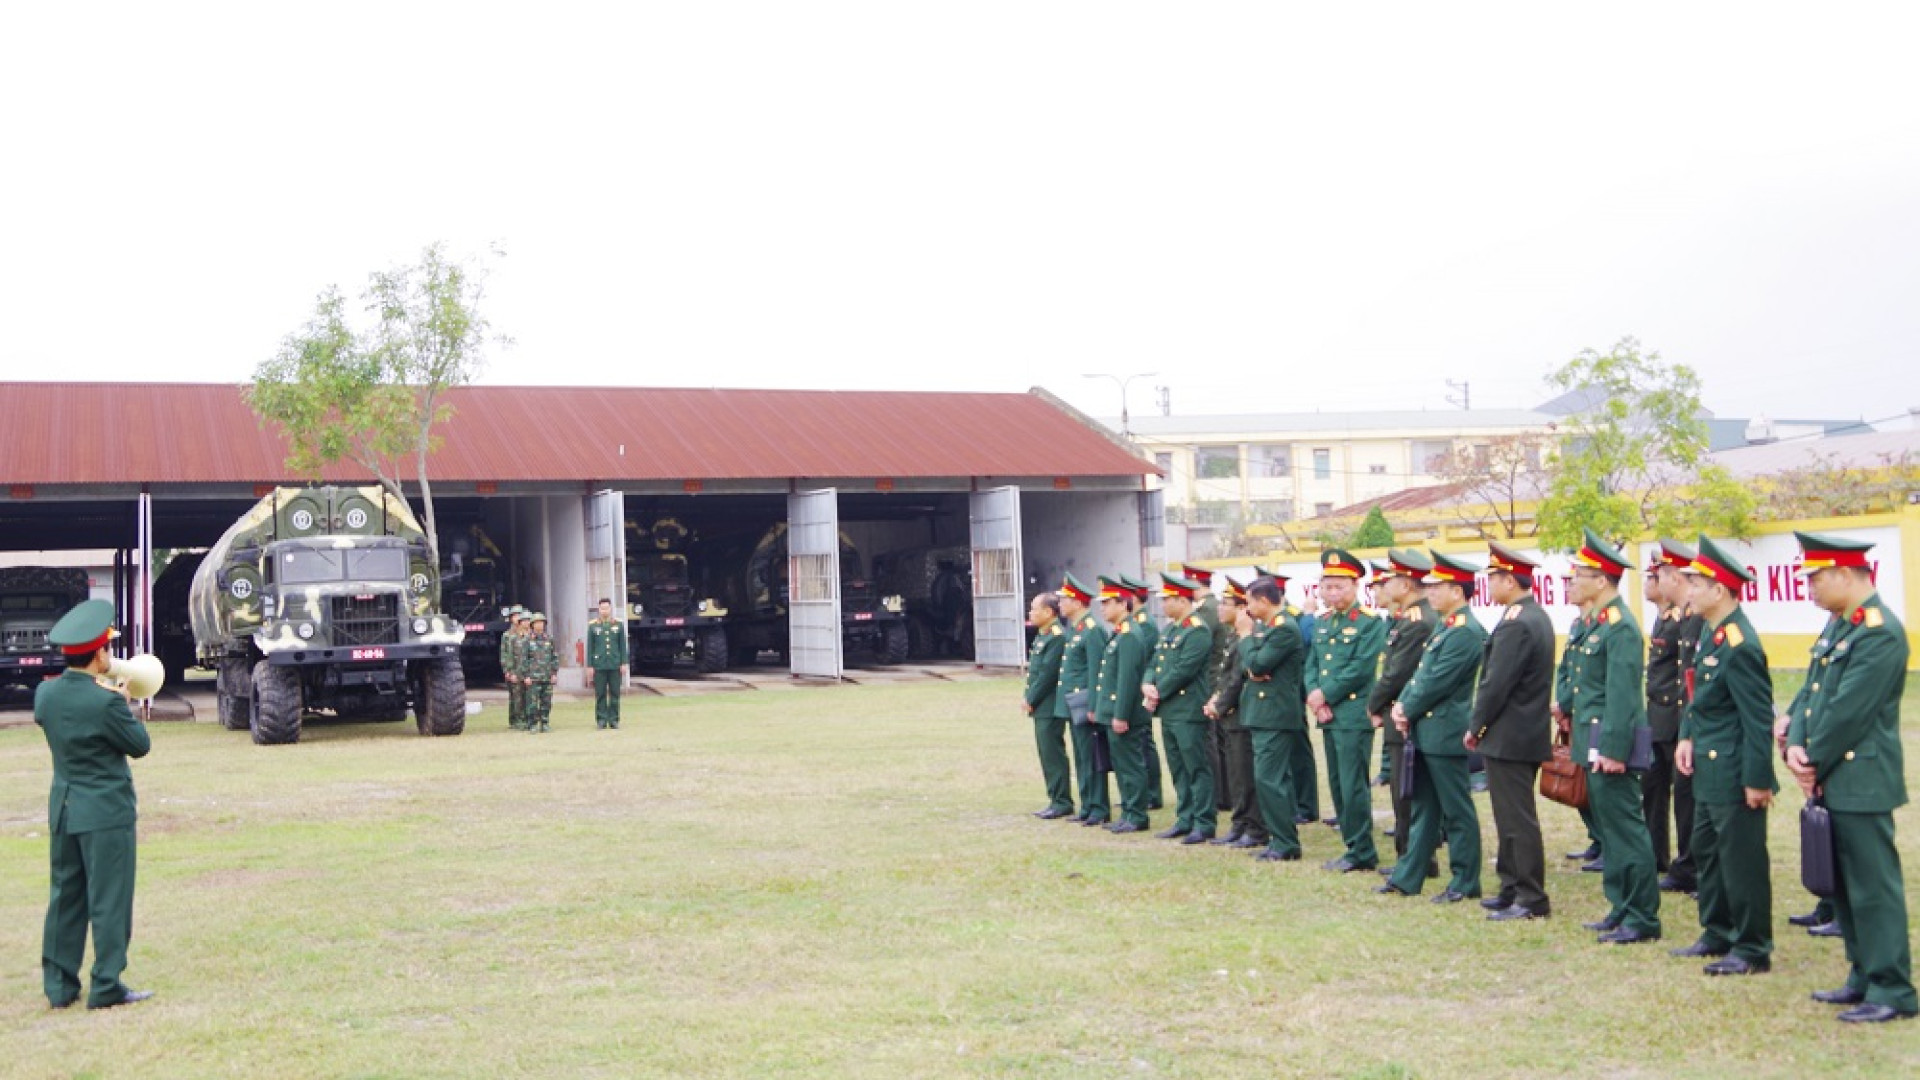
[625, 517, 728, 673]
[0, 567, 90, 693]
[440, 524, 512, 683]
[151, 550, 207, 687]
[711, 522, 909, 666]
[191, 486, 468, 744]
[873, 545, 975, 660]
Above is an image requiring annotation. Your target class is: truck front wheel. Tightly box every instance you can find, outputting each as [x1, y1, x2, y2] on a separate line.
[249, 661, 302, 745]
[413, 656, 467, 737]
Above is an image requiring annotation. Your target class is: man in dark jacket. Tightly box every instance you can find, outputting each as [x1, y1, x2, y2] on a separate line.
[1470, 542, 1557, 922]
[1644, 541, 1704, 891]
[1367, 549, 1435, 873]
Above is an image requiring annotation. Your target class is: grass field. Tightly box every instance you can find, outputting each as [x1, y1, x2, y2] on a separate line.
[1, 673, 1917, 1079]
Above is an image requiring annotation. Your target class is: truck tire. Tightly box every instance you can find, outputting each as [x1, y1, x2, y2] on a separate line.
[249, 661, 302, 745]
[413, 656, 466, 737]
[217, 656, 253, 731]
[880, 622, 910, 665]
[696, 627, 729, 673]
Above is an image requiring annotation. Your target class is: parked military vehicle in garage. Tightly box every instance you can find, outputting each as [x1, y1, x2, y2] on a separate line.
[625, 517, 729, 674]
[191, 486, 467, 744]
[440, 524, 512, 683]
[151, 550, 207, 686]
[0, 567, 89, 693]
[872, 545, 974, 660]
[709, 522, 908, 666]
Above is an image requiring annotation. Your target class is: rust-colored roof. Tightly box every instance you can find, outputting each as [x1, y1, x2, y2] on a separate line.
[0, 382, 1153, 486]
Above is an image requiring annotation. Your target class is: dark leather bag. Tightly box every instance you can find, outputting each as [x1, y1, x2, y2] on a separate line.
[1800, 797, 1838, 898]
[1539, 726, 1590, 810]
[1397, 739, 1418, 802]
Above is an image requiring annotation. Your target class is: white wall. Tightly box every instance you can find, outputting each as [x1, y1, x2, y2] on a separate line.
[1020, 490, 1144, 597]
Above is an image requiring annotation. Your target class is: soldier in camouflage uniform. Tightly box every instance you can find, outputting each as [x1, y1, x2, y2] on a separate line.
[524, 613, 558, 732]
[503, 608, 529, 730]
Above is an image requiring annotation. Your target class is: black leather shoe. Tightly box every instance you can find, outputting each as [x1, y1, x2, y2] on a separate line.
[1432, 889, 1480, 904]
[1080, 816, 1110, 828]
[1488, 904, 1546, 921]
[1321, 816, 1340, 828]
[1658, 875, 1697, 893]
[1565, 844, 1600, 861]
[1154, 826, 1187, 839]
[1256, 849, 1302, 862]
[1034, 807, 1072, 820]
[1704, 956, 1769, 976]
[49, 999, 76, 1010]
[1480, 896, 1514, 911]
[1181, 831, 1211, 845]
[1293, 813, 1316, 825]
[1809, 921, 1844, 938]
[1598, 926, 1660, 945]
[1377, 865, 1395, 877]
[1373, 772, 1391, 788]
[1147, 800, 1164, 811]
[1383, 827, 1396, 838]
[1838, 1003, 1915, 1023]
[1582, 917, 1621, 932]
[1581, 857, 1606, 873]
[1787, 910, 1825, 928]
[87, 989, 153, 1010]
[1375, 883, 1410, 896]
[1228, 834, 1263, 849]
[1812, 986, 1866, 1005]
[1670, 939, 1729, 958]
[1321, 857, 1377, 873]
[1214, 828, 1245, 845]
[1109, 821, 1145, 834]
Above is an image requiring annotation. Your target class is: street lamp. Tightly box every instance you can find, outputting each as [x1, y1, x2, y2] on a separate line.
[1081, 371, 1159, 437]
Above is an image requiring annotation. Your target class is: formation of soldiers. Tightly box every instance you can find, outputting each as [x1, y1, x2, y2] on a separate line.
[1022, 530, 1915, 1024]
[499, 606, 558, 731]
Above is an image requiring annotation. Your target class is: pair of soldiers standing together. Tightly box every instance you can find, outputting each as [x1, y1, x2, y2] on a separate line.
[500, 607, 558, 731]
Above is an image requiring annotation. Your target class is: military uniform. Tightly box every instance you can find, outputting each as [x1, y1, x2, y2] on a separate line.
[1556, 610, 1603, 859]
[1563, 530, 1660, 941]
[1056, 575, 1112, 825]
[523, 618, 558, 732]
[1093, 578, 1154, 831]
[1784, 532, 1915, 1019]
[1241, 591, 1307, 860]
[1025, 613, 1072, 817]
[503, 613, 529, 730]
[36, 600, 153, 1010]
[1146, 574, 1215, 841]
[587, 613, 629, 729]
[1384, 560, 1486, 899]
[1306, 549, 1387, 870]
[1207, 579, 1264, 847]
[1180, 565, 1233, 815]
[1367, 549, 1436, 863]
[1644, 540, 1704, 887]
[1679, 536, 1775, 971]
[1121, 576, 1165, 811]
[1472, 543, 1557, 919]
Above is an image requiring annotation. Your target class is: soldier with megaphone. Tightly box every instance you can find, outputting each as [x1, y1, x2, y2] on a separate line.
[34, 599, 156, 1011]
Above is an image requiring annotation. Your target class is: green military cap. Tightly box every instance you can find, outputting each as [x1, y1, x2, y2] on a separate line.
[528, 612, 548, 624]
[1423, 550, 1479, 587]
[1096, 576, 1130, 601]
[1386, 548, 1435, 579]
[1573, 527, 1632, 579]
[1253, 564, 1290, 585]
[1794, 530, 1875, 574]
[1685, 535, 1754, 590]
[1319, 548, 1365, 580]
[1159, 572, 1202, 600]
[1648, 538, 1696, 573]
[47, 599, 118, 655]
[1059, 573, 1095, 605]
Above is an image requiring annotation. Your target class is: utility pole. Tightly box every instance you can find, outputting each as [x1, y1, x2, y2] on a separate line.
[1081, 372, 1159, 437]
[1155, 385, 1171, 416]
[1446, 379, 1470, 410]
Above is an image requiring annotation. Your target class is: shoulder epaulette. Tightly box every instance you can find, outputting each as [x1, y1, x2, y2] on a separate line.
[1723, 623, 1744, 648]
[1049, 624, 1063, 637]
[1864, 607, 1885, 629]
[1286, 604, 1302, 616]
[1185, 615, 1202, 628]
[1595, 607, 1612, 625]
[1447, 612, 1469, 628]
[1503, 606, 1520, 622]
[1406, 608, 1422, 623]
[1118, 623, 1130, 635]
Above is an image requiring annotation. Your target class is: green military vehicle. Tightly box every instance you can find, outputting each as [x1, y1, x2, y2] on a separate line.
[440, 524, 513, 683]
[0, 567, 90, 693]
[191, 486, 468, 744]
[625, 517, 729, 674]
[712, 522, 909, 666]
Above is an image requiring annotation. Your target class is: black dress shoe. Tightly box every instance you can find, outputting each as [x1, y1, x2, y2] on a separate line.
[1812, 986, 1867, 1005]
[1669, 939, 1729, 958]
[1034, 807, 1072, 820]
[1228, 834, 1263, 849]
[1321, 857, 1377, 873]
[1377, 865, 1395, 877]
[1321, 816, 1340, 828]
[1383, 827, 1396, 838]
[1147, 800, 1164, 811]
[1658, 875, 1697, 893]
[1256, 848, 1302, 862]
[1583, 917, 1622, 932]
[1293, 813, 1316, 825]
[1565, 844, 1600, 861]
[1787, 910, 1825, 927]
[1215, 828, 1245, 844]
[1080, 816, 1110, 828]
[1809, 921, 1844, 938]
[1598, 926, 1660, 945]
[1838, 1003, 1916, 1023]
[1704, 956, 1769, 976]
[1432, 889, 1480, 904]
[1181, 831, 1211, 845]
[1480, 896, 1514, 911]
[87, 989, 154, 1010]
[1154, 826, 1187, 839]
[1488, 904, 1546, 921]
[1108, 821, 1144, 834]
[1581, 857, 1606, 873]
[1375, 883, 1410, 896]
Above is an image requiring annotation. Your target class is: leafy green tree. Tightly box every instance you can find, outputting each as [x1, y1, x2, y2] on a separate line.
[1535, 337, 1755, 549]
[1349, 505, 1395, 548]
[248, 243, 507, 562]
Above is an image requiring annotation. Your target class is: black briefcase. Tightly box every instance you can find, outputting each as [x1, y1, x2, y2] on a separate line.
[1090, 725, 1112, 775]
[1800, 797, 1838, 899]
[1397, 740, 1418, 802]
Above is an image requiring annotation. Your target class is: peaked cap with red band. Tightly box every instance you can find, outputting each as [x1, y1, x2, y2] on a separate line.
[1319, 548, 1365, 579]
[47, 599, 119, 656]
[1097, 576, 1131, 601]
[1571, 527, 1632, 579]
[1486, 541, 1538, 580]
[1160, 572, 1201, 600]
[1059, 573, 1094, 605]
[1222, 575, 1249, 602]
[1423, 550, 1479, 586]
[1253, 565, 1290, 585]
[1794, 531, 1874, 576]
[1115, 573, 1149, 599]
[1683, 535, 1753, 591]
[1180, 564, 1214, 586]
[1648, 538, 1696, 573]
[1381, 547, 1434, 580]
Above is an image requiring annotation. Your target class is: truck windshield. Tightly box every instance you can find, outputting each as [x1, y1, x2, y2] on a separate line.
[278, 548, 344, 584]
[0, 593, 64, 613]
[346, 548, 408, 582]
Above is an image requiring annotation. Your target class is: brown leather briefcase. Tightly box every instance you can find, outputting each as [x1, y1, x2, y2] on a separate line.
[1539, 727, 1590, 810]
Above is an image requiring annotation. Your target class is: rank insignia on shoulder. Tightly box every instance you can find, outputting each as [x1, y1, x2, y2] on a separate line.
[1187, 616, 1202, 628]
[1723, 624, 1744, 647]
[1407, 608, 1422, 622]
[1050, 625, 1064, 636]
[1864, 607, 1884, 629]
[1447, 613, 1468, 628]
[1503, 606, 1520, 621]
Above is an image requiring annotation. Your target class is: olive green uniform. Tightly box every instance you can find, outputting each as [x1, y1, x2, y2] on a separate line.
[1241, 609, 1307, 858]
[1057, 613, 1111, 823]
[1208, 627, 1264, 844]
[1368, 599, 1435, 860]
[1562, 595, 1660, 936]
[1094, 618, 1154, 828]
[1683, 607, 1775, 963]
[1387, 609, 1486, 896]
[504, 628, 530, 730]
[587, 616, 629, 728]
[1556, 613, 1602, 853]
[1132, 609, 1164, 810]
[1286, 608, 1320, 822]
[37, 669, 151, 1009]
[1307, 605, 1387, 867]
[1147, 612, 1215, 837]
[1026, 620, 1071, 814]
[524, 632, 558, 731]
[1195, 595, 1233, 813]
[1785, 593, 1915, 1015]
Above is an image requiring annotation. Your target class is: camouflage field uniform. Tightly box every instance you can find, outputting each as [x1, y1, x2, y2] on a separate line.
[524, 631, 558, 732]
[503, 627, 527, 730]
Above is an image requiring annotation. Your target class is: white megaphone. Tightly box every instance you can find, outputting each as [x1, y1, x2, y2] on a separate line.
[105, 654, 166, 700]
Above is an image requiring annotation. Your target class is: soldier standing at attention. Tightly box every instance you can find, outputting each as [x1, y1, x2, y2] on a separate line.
[1306, 549, 1387, 873]
[1182, 564, 1233, 817]
[1119, 574, 1164, 812]
[1206, 578, 1266, 849]
[1367, 549, 1436, 876]
[1241, 576, 1307, 863]
[1644, 540, 1704, 894]
[1556, 589, 1605, 872]
[524, 613, 558, 733]
[1093, 577, 1153, 834]
[1057, 575, 1111, 828]
[504, 608, 530, 731]
[587, 598, 629, 730]
[1670, 536, 1775, 975]
[1472, 543, 1557, 922]
[1144, 573, 1216, 844]
[1563, 529, 1661, 945]
[1784, 532, 1916, 1023]
[1258, 567, 1321, 828]
[37, 600, 154, 1010]
[1024, 591, 1072, 819]
[1377, 552, 1486, 902]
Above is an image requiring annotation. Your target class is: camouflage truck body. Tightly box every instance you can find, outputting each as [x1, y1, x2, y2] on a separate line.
[191, 486, 467, 744]
[0, 567, 90, 691]
[711, 522, 908, 667]
[625, 517, 728, 674]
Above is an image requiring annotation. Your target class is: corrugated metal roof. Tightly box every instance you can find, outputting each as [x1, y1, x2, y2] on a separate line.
[0, 383, 1154, 486]
[1118, 409, 1555, 438]
[1709, 427, 1920, 479]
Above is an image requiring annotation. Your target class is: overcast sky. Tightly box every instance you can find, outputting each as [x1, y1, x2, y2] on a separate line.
[4, 2, 1918, 427]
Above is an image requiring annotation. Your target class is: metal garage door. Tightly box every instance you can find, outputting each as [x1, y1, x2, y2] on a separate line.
[969, 486, 1024, 668]
[787, 489, 843, 679]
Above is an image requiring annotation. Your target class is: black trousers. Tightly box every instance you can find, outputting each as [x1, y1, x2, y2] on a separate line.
[1221, 724, 1267, 841]
[1485, 756, 1549, 912]
[1641, 736, 1695, 883]
[1207, 718, 1232, 812]
[1385, 735, 1411, 858]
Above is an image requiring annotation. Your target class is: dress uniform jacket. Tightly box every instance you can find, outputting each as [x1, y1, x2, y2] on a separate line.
[1026, 622, 1066, 716]
[1397, 611, 1488, 757]
[1240, 612, 1306, 731]
[587, 617, 628, 670]
[1647, 607, 1703, 741]
[1384, 609, 1487, 896]
[1094, 622, 1151, 729]
[1472, 596, 1555, 763]
[1306, 606, 1387, 730]
[1561, 597, 1649, 764]
[1055, 614, 1107, 724]
[1148, 615, 1212, 723]
[1368, 600, 1435, 747]
[38, 670, 150, 835]
[1683, 609, 1775, 804]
